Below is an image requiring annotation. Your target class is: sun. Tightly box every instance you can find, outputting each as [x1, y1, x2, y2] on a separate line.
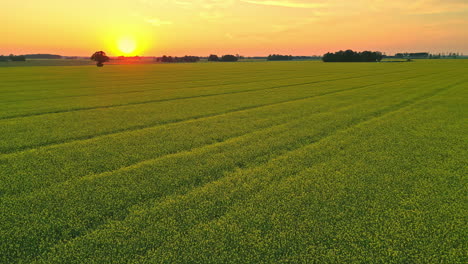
[117, 37, 137, 55]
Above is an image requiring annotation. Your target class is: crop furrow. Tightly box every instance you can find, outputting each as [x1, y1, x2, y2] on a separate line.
[27, 79, 462, 263]
[0, 84, 380, 155]
[0, 69, 413, 120]
[0, 67, 320, 99]
[0, 71, 438, 156]
[3, 76, 436, 199]
[0, 68, 410, 105]
[51, 79, 463, 264]
[0, 108, 324, 199]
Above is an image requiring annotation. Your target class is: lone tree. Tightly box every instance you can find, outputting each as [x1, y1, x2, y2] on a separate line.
[91, 51, 110, 67]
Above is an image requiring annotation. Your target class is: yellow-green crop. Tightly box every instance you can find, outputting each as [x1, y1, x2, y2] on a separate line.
[0, 60, 466, 263]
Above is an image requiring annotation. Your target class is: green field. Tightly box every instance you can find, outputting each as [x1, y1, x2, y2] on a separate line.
[0, 60, 466, 263]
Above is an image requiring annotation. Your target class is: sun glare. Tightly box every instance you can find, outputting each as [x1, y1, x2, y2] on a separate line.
[117, 37, 137, 55]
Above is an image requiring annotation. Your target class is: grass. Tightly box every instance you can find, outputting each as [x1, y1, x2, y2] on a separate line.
[0, 60, 466, 263]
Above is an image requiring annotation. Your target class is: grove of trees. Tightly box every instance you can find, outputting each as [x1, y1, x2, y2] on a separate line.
[322, 50, 383, 62]
[208, 54, 219, 61]
[220, 55, 238, 62]
[207, 54, 239, 62]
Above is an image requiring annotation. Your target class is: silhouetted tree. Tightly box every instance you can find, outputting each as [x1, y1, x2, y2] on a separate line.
[220, 55, 238, 62]
[208, 54, 219, 62]
[91, 51, 110, 67]
[0, 56, 8, 62]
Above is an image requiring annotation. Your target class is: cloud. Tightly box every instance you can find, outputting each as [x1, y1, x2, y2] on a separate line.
[202, 0, 235, 9]
[369, 0, 468, 15]
[272, 16, 322, 32]
[200, 11, 223, 20]
[174, 0, 192, 6]
[145, 18, 173, 26]
[409, 0, 468, 14]
[240, 0, 325, 8]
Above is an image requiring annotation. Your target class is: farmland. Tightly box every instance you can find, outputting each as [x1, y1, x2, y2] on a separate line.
[0, 60, 466, 263]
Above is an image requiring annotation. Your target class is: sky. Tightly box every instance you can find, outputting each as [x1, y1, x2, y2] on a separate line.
[2, 0, 468, 56]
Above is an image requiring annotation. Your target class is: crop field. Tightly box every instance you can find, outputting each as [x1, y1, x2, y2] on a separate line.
[0, 60, 466, 263]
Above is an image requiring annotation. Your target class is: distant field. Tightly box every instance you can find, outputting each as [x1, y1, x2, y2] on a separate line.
[0, 59, 95, 67]
[0, 60, 466, 263]
[0, 59, 268, 67]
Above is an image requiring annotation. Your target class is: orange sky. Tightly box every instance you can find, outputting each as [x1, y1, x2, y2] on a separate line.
[2, 0, 468, 56]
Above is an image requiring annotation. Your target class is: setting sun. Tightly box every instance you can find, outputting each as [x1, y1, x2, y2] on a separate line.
[117, 37, 137, 55]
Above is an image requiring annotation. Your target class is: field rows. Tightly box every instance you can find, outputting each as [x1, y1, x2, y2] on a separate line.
[0, 70, 457, 154]
[0, 67, 413, 118]
[0, 60, 466, 263]
[39, 84, 465, 264]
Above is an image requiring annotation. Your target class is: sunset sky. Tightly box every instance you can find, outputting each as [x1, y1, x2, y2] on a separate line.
[2, 0, 468, 56]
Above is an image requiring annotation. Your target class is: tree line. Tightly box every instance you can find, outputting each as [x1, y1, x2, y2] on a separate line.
[0, 54, 64, 62]
[25, 54, 61, 59]
[395, 52, 428, 58]
[156, 56, 201, 63]
[154, 54, 240, 63]
[429, 53, 462, 59]
[394, 52, 463, 59]
[322, 50, 383, 62]
[267, 54, 293, 61]
[0, 54, 27, 62]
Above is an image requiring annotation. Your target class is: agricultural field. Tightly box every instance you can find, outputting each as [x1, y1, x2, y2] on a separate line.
[0, 60, 466, 263]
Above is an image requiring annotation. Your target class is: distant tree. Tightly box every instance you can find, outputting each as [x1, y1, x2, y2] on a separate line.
[91, 51, 110, 67]
[376, 52, 383, 62]
[220, 55, 238, 62]
[0, 55, 8, 62]
[208, 54, 219, 62]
